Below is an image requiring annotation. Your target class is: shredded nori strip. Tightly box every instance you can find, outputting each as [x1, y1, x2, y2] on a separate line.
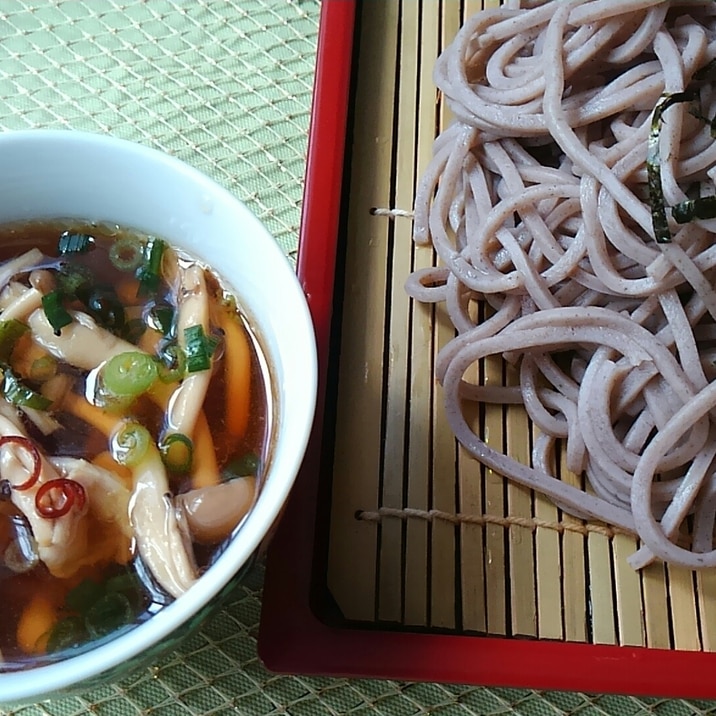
[694, 57, 716, 82]
[671, 195, 716, 224]
[648, 90, 695, 243]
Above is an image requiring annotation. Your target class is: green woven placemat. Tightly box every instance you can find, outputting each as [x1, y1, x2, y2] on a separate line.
[0, 2, 715, 714]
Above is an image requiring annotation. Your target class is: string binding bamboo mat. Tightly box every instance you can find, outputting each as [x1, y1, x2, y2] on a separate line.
[325, 0, 716, 653]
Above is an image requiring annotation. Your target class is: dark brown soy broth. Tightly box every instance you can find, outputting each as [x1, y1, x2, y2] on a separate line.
[0, 220, 272, 670]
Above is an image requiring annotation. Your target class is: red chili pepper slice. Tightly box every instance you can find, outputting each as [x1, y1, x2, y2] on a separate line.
[35, 478, 86, 519]
[0, 435, 41, 491]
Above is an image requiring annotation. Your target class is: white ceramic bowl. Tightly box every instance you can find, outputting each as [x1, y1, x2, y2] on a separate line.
[0, 130, 317, 704]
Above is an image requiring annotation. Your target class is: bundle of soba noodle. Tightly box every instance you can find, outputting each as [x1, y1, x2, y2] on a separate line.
[406, 0, 716, 570]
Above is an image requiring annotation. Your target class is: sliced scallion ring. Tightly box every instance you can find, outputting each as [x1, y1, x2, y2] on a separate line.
[156, 343, 186, 383]
[109, 237, 145, 272]
[101, 351, 158, 398]
[158, 433, 193, 472]
[29, 355, 57, 383]
[111, 423, 151, 468]
[85, 592, 133, 638]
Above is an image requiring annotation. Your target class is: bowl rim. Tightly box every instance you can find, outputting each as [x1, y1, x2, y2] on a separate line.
[0, 129, 318, 702]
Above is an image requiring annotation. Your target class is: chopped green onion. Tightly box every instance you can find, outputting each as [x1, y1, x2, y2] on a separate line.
[29, 356, 57, 383]
[102, 351, 158, 397]
[85, 592, 133, 638]
[1, 368, 52, 410]
[224, 452, 260, 478]
[0, 319, 28, 363]
[109, 237, 145, 272]
[56, 263, 93, 295]
[136, 237, 166, 296]
[46, 616, 88, 654]
[41, 290, 73, 335]
[105, 569, 144, 612]
[49, 567, 144, 653]
[159, 433, 193, 472]
[85, 287, 125, 334]
[111, 423, 151, 467]
[671, 195, 716, 224]
[146, 304, 174, 336]
[66, 579, 105, 614]
[184, 324, 218, 373]
[157, 342, 186, 383]
[106, 570, 140, 595]
[58, 232, 94, 255]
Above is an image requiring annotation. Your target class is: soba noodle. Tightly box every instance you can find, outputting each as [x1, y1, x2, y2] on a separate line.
[407, 0, 716, 569]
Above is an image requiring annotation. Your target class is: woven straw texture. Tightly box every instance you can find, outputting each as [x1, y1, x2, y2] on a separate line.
[0, 1, 715, 715]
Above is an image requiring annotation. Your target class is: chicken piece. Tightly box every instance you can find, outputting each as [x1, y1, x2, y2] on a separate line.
[0, 411, 89, 578]
[49, 457, 132, 549]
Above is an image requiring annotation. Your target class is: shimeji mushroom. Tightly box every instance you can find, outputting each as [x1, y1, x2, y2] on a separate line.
[164, 263, 212, 441]
[0, 249, 44, 292]
[27, 309, 138, 371]
[112, 421, 198, 598]
[174, 476, 256, 545]
[0, 284, 43, 323]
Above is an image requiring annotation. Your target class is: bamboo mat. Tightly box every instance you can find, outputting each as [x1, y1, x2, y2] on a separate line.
[325, 0, 716, 652]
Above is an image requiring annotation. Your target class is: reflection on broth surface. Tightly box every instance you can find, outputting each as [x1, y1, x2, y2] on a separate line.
[0, 221, 271, 670]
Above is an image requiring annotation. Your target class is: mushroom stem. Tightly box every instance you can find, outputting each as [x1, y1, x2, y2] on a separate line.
[0, 249, 43, 292]
[165, 264, 211, 439]
[0, 286, 43, 322]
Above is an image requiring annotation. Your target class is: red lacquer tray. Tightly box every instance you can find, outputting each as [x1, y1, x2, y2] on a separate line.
[258, 0, 716, 699]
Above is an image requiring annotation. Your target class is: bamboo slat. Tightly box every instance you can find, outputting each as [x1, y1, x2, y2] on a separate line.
[323, 0, 716, 656]
[587, 534, 616, 645]
[559, 459, 588, 643]
[326, 0, 400, 623]
[697, 570, 716, 650]
[402, 0, 445, 630]
[505, 363, 537, 638]
[376, 0, 421, 626]
[668, 567, 701, 651]
[642, 563, 672, 650]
